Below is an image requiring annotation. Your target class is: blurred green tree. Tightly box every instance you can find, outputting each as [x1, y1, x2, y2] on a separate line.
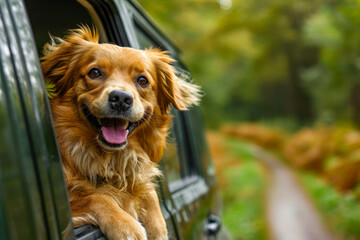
[302, 0, 360, 125]
[137, 0, 360, 127]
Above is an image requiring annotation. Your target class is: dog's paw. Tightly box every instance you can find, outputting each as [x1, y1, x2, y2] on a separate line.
[105, 220, 148, 240]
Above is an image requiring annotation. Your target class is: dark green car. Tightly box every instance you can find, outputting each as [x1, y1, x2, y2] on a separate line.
[0, 0, 228, 239]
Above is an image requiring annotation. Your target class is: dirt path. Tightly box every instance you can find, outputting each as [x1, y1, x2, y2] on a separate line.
[251, 145, 336, 240]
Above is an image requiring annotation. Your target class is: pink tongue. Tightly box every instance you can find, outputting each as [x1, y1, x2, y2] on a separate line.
[101, 120, 128, 144]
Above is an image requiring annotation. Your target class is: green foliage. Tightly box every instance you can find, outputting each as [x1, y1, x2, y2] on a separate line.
[46, 82, 56, 98]
[137, 0, 360, 126]
[300, 171, 360, 239]
[222, 163, 267, 240]
[225, 138, 256, 161]
[221, 138, 268, 240]
[302, 1, 360, 124]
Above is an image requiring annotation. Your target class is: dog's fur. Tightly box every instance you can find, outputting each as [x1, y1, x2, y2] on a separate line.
[41, 26, 200, 240]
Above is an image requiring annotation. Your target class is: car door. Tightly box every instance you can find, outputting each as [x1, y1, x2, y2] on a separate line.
[0, 0, 74, 238]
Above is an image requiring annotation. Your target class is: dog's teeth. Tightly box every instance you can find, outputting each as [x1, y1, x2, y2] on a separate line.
[97, 118, 101, 125]
[125, 121, 129, 129]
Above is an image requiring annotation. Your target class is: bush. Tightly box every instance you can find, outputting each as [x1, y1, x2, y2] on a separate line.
[284, 128, 331, 171]
[221, 123, 285, 150]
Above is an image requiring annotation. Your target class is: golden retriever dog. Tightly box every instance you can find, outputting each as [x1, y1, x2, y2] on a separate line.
[41, 26, 200, 240]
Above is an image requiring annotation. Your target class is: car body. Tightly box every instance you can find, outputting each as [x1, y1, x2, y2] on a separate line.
[0, 0, 227, 239]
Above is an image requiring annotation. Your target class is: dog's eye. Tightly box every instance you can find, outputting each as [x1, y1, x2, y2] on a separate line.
[88, 68, 103, 79]
[136, 76, 149, 88]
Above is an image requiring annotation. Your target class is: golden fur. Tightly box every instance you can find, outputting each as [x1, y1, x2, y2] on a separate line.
[41, 26, 200, 240]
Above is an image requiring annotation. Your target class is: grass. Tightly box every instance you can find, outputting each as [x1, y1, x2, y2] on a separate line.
[208, 133, 268, 240]
[299, 172, 360, 239]
[222, 162, 267, 240]
[224, 138, 256, 162]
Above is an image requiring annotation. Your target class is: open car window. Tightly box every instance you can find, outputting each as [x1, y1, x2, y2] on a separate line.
[19, 0, 217, 239]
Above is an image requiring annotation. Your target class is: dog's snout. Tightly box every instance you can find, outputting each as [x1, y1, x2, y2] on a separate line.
[108, 90, 133, 111]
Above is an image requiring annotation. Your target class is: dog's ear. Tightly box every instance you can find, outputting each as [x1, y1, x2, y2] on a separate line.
[146, 49, 201, 114]
[41, 26, 99, 96]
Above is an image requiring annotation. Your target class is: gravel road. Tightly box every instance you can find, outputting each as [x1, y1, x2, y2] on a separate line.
[252, 146, 336, 240]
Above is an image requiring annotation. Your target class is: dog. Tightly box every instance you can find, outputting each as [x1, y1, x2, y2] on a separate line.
[41, 26, 200, 240]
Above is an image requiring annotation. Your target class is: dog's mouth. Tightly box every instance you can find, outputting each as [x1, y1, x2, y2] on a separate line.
[81, 104, 144, 148]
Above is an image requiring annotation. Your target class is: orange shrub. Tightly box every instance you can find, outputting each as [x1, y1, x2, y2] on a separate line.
[221, 123, 285, 150]
[283, 128, 331, 171]
[324, 159, 360, 191]
[218, 123, 360, 191]
[328, 127, 360, 156]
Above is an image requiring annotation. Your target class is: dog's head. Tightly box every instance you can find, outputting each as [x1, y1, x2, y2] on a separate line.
[41, 26, 200, 150]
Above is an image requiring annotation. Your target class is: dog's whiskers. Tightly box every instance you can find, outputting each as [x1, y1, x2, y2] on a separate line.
[144, 109, 160, 124]
[81, 105, 97, 121]
[142, 117, 153, 131]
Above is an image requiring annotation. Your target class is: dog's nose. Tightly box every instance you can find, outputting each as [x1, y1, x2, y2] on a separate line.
[108, 90, 133, 112]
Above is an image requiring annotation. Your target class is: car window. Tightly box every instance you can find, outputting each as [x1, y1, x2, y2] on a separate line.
[162, 118, 183, 183]
[23, 0, 215, 238]
[25, 0, 94, 52]
[134, 22, 159, 49]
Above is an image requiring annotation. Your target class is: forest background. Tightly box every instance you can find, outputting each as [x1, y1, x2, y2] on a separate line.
[138, 0, 360, 129]
[137, 0, 360, 239]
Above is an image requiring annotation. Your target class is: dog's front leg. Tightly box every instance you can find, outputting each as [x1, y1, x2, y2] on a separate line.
[72, 194, 147, 240]
[140, 191, 168, 240]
